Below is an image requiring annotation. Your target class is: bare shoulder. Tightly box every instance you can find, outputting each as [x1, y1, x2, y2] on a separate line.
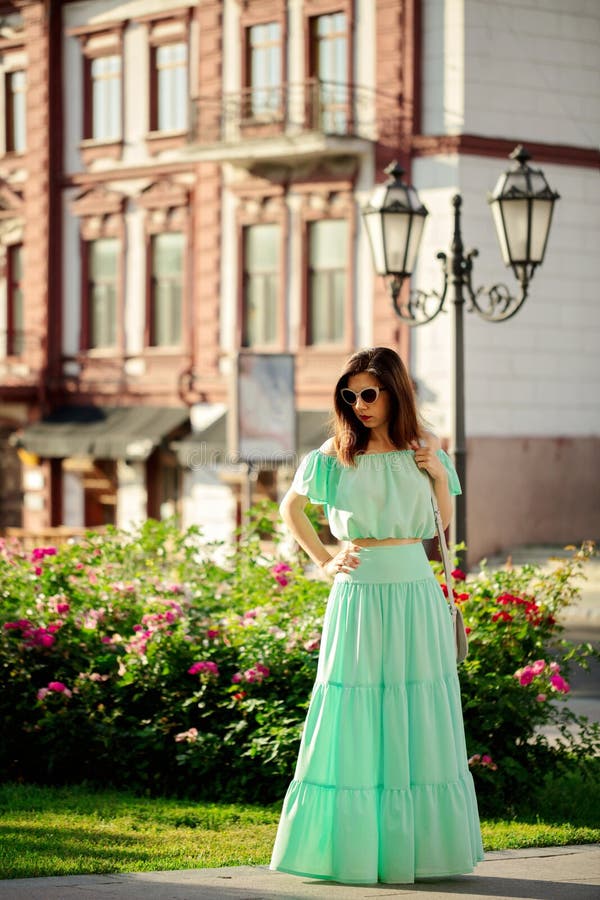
[318, 437, 337, 456]
[421, 430, 442, 451]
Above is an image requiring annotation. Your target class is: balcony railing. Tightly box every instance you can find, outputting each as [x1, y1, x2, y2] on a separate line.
[191, 79, 405, 149]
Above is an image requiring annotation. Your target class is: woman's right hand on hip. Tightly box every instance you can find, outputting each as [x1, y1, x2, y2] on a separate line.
[321, 545, 361, 578]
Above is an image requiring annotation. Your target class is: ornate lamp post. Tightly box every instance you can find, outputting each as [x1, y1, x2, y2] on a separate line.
[362, 146, 560, 552]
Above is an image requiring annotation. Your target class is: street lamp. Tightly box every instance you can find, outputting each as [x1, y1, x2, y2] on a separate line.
[362, 145, 560, 554]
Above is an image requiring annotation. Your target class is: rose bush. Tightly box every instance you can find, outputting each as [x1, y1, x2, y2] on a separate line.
[0, 510, 597, 814]
[437, 542, 600, 814]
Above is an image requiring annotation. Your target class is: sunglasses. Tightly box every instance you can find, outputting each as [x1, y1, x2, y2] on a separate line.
[340, 386, 386, 406]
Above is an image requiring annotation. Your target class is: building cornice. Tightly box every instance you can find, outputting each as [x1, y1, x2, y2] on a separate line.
[411, 133, 600, 170]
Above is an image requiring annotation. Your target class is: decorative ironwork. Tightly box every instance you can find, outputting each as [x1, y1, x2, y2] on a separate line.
[387, 194, 533, 326]
[191, 79, 407, 147]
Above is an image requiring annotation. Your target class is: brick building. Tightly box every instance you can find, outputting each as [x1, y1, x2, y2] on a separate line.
[0, 0, 598, 559]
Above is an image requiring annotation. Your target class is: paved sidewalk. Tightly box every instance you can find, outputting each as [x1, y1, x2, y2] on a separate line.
[0, 845, 599, 900]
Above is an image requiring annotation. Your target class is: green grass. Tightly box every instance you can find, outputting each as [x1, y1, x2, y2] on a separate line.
[0, 784, 280, 879]
[0, 782, 599, 880]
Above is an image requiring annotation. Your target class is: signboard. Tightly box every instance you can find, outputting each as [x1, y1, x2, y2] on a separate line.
[236, 353, 296, 464]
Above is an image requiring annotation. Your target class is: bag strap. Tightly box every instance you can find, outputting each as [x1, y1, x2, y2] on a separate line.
[427, 477, 455, 614]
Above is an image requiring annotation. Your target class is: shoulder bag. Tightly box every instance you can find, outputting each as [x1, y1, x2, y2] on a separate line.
[428, 479, 469, 663]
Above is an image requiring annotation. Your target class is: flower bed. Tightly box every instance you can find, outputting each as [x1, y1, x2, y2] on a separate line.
[0, 509, 597, 814]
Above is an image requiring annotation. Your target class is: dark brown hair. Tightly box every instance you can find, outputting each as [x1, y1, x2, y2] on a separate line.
[332, 347, 421, 465]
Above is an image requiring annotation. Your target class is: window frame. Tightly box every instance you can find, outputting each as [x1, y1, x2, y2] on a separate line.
[82, 236, 120, 351]
[138, 179, 190, 354]
[307, 8, 352, 133]
[240, 1, 287, 137]
[298, 185, 355, 352]
[241, 222, 282, 350]
[148, 230, 186, 349]
[5, 68, 26, 155]
[150, 42, 189, 134]
[303, 1, 354, 134]
[5, 242, 24, 356]
[305, 217, 349, 347]
[234, 184, 288, 353]
[136, 7, 192, 154]
[243, 21, 284, 123]
[71, 186, 125, 355]
[68, 22, 125, 164]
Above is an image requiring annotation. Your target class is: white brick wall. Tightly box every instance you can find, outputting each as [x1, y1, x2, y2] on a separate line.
[422, 0, 465, 134]
[411, 155, 600, 439]
[423, 0, 600, 147]
[463, 0, 600, 147]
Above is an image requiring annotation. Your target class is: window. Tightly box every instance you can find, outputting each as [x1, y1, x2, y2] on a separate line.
[242, 224, 279, 347]
[6, 243, 24, 355]
[246, 22, 281, 119]
[6, 71, 26, 153]
[308, 219, 348, 345]
[69, 23, 124, 156]
[87, 238, 118, 349]
[88, 55, 121, 141]
[151, 42, 188, 132]
[150, 232, 184, 346]
[310, 12, 347, 133]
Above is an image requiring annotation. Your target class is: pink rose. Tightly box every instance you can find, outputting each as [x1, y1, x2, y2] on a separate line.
[304, 637, 321, 652]
[530, 660, 546, 676]
[514, 667, 534, 686]
[188, 661, 219, 677]
[174, 727, 199, 743]
[550, 674, 570, 694]
[271, 563, 292, 587]
[39, 681, 72, 699]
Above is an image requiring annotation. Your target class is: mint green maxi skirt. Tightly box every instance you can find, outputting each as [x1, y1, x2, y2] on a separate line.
[270, 543, 484, 884]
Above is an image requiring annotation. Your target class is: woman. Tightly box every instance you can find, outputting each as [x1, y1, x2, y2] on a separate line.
[270, 347, 484, 885]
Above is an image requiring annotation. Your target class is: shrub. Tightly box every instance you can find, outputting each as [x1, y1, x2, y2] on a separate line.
[0, 513, 326, 802]
[440, 541, 600, 815]
[0, 512, 597, 814]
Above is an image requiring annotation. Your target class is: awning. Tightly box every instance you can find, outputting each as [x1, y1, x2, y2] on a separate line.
[14, 406, 189, 461]
[174, 409, 330, 468]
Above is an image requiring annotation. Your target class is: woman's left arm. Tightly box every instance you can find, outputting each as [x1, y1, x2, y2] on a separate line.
[411, 435, 453, 530]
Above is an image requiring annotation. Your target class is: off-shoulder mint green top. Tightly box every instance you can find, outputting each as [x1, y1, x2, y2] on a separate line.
[291, 448, 461, 541]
